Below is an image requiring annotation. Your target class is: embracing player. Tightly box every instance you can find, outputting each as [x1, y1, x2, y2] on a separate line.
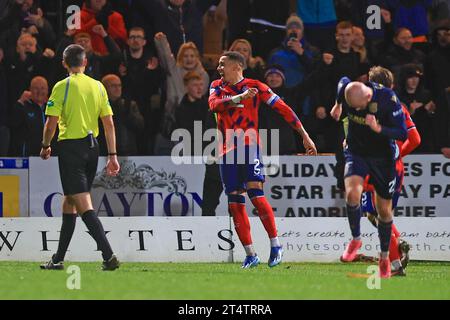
[358, 67, 421, 276]
[209, 51, 317, 268]
[331, 76, 407, 278]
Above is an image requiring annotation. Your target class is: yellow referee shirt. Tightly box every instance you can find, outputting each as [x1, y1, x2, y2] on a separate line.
[46, 73, 113, 140]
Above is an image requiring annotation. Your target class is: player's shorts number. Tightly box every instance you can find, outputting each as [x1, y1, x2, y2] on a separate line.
[254, 159, 261, 176]
[389, 178, 396, 194]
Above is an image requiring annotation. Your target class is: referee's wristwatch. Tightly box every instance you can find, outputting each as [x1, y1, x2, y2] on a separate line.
[41, 142, 51, 149]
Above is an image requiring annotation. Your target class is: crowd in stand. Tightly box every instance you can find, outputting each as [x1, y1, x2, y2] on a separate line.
[0, 0, 449, 159]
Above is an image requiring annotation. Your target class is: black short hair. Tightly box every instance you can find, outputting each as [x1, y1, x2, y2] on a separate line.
[63, 44, 86, 68]
[221, 51, 247, 69]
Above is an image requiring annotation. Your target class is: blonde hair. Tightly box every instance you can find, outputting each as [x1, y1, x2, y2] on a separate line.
[176, 42, 201, 68]
[228, 38, 264, 69]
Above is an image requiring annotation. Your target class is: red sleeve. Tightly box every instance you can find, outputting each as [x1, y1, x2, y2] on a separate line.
[208, 81, 234, 113]
[400, 105, 421, 157]
[257, 81, 303, 130]
[107, 13, 127, 45]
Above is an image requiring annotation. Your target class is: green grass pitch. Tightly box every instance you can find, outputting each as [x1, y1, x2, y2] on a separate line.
[0, 261, 449, 300]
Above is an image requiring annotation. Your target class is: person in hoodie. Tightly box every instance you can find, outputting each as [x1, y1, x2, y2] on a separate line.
[267, 14, 320, 89]
[76, 0, 127, 55]
[425, 21, 450, 157]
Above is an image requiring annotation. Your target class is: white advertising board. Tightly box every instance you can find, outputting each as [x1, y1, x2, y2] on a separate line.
[28, 155, 450, 217]
[1, 217, 449, 262]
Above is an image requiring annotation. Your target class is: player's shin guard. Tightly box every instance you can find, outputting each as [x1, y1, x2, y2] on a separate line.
[346, 204, 361, 239]
[378, 219, 393, 256]
[247, 189, 277, 239]
[228, 195, 252, 246]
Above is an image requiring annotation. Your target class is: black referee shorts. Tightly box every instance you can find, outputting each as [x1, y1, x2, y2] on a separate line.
[58, 135, 99, 196]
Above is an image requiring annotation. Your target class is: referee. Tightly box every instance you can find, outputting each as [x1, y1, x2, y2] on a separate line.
[40, 44, 120, 271]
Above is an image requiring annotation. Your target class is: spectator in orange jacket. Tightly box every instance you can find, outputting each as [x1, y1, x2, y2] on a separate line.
[76, 0, 127, 55]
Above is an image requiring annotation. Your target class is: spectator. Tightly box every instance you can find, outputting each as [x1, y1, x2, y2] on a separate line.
[119, 27, 163, 155]
[310, 21, 365, 187]
[352, 26, 369, 64]
[397, 64, 437, 153]
[258, 65, 302, 155]
[430, 0, 450, 30]
[8, 76, 49, 156]
[155, 33, 209, 122]
[380, 27, 426, 78]
[174, 71, 209, 155]
[313, 21, 364, 123]
[425, 21, 450, 99]
[351, 26, 372, 82]
[73, 31, 121, 80]
[228, 39, 265, 80]
[386, 0, 432, 41]
[120, 27, 161, 104]
[425, 21, 450, 156]
[3, 33, 54, 107]
[268, 14, 320, 88]
[100, 74, 144, 156]
[0, 0, 56, 51]
[0, 47, 9, 156]
[296, 0, 337, 52]
[336, 1, 395, 64]
[226, 0, 290, 59]
[154, 32, 210, 154]
[76, 0, 127, 55]
[131, 0, 220, 55]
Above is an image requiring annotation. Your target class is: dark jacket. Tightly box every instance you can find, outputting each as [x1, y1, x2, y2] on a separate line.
[99, 98, 144, 156]
[131, 0, 220, 54]
[259, 85, 302, 155]
[268, 38, 320, 88]
[0, 2, 56, 50]
[397, 86, 436, 152]
[121, 48, 163, 106]
[85, 36, 122, 80]
[380, 44, 426, 76]
[175, 94, 209, 155]
[4, 51, 52, 107]
[8, 100, 46, 156]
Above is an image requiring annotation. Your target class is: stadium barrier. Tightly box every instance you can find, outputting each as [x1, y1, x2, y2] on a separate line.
[23, 155, 450, 217]
[0, 158, 29, 217]
[0, 217, 449, 262]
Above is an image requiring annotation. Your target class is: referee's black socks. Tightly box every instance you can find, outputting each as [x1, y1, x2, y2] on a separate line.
[81, 210, 114, 261]
[53, 213, 77, 263]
